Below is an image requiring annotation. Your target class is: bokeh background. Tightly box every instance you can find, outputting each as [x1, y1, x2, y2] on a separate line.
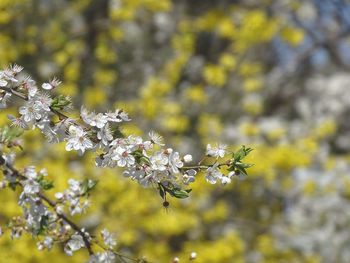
[1, 0, 350, 262]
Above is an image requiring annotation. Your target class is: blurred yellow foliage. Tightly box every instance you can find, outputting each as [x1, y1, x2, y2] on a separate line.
[281, 26, 305, 46]
[203, 64, 227, 87]
[0, 1, 345, 262]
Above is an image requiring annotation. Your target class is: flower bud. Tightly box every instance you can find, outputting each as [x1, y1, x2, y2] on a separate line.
[55, 192, 64, 200]
[190, 252, 197, 260]
[56, 205, 64, 215]
[37, 242, 44, 251]
[0, 181, 6, 189]
[183, 154, 193, 163]
[165, 148, 173, 154]
[64, 224, 72, 232]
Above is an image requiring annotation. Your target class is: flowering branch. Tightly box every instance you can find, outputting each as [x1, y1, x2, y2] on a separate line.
[0, 152, 145, 262]
[0, 64, 253, 261]
[0, 64, 253, 199]
[0, 154, 93, 254]
[37, 192, 94, 255]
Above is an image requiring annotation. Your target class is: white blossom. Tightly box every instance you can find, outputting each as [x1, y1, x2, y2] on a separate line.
[183, 154, 193, 163]
[28, 85, 38, 98]
[205, 164, 223, 184]
[55, 205, 64, 215]
[37, 236, 53, 251]
[206, 143, 226, 158]
[19, 101, 42, 122]
[139, 173, 155, 188]
[150, 152, 168, 171]
[97, 124, 113, 146]
[123, 167, 146, 180]
[101, 229, 117, 249]
[42, 77, 61, 90]
[65, 125, 93, 154]
[69, 198, 83, 215]
[183, 169, 196, 185]
[24, 166, 37, 179]
[42, 83, 53, 90]
[111, 146, 135, 167]
[0, 92, 11, 108]
[35, 92, 52, 111]
[64, 234, 85, 256]
[68, 179, 82, 194]
[7, 114, 29, 129]
[190, 252, 197, 260]
[168, 151, 184, 173]
[149, 131, 164, 146]
[81, 107, 108, 128]
[11, 228, 22, 239]
[22, 179, 40, 195]
[55, 192, 64, 200]
[10, 64, 23, 73]
[220, 176, 231, 185]
[0, 181, 6, 189]
[0, 76, 8, 87]
[1, 66, 19, 82]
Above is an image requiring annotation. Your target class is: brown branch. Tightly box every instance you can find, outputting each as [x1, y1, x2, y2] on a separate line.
[37, 192, 93, 255]
[0, 86, 28, 101]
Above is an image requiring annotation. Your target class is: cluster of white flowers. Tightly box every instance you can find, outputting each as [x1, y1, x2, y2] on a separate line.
[96, 133, 194, 188]
[205, 163, 235, 185]
[0, 64, 252, 261]
[54, 178, 92, 216]
[0, 151, 118, 261]
[206, 143, 227, 158]
[0, 65, 248, 192]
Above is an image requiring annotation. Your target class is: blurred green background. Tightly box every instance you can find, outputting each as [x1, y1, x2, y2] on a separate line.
[1, 0, 350, 262]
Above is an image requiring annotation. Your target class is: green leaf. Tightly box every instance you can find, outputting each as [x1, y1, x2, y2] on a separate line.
[235, 161, 254, 168]
[171, 188, 190, 199]
[81, 179, 98, 195]
[111, 127, 124, 138]
[233, 145, 253, 161]
[131, 149, 143, 157]
[158, 184, 165, 199]
[8, 182, 17, 191]
[227, 165, 235, 172]
[50, 95, 72, 110]
[40, 180, 54, 190]
[0, 125, 23, 144]
[37, 215, 49, 235]
[132, 150, 151, 165]
[140, 156, 151, 165]
[159, 183, 192, 199]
